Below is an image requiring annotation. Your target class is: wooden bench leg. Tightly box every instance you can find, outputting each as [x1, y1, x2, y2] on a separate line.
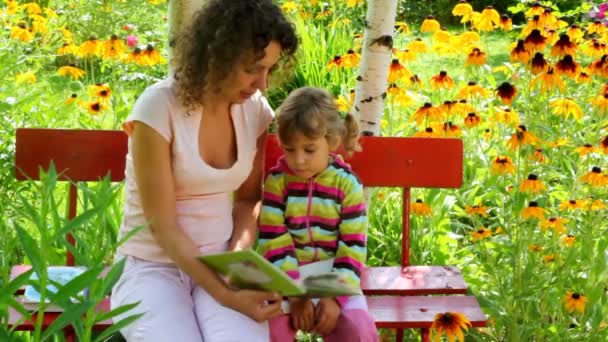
[395, 328, 403, 341]
[420, 328, 430, 342]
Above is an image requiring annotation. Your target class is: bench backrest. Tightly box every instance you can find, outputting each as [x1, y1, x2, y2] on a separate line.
[15, 128, 463, 267]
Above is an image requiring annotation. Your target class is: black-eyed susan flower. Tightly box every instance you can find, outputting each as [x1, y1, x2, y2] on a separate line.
[387, 84, 414, 107]
[561, 234, 575, 247]
[102, 34, 127, 60]
[492, 107, 520, 126]
[524, 29, 547, 52]
[549, 98, 582, 121]
[465, 205, 488, 217]
[540, 8, 559, 30]
[591, 93, 608, 114]
[124, 47, 145, 64]
[530, 52, 549, 75]
[507, 125, 538, 151]
[471, 228, 492, 241]
[457, 81, 488, 99]
[564, 292, 587, 314]
[528, 244, 544, 252]
[521, 15, 542, 38]
[559, 199, 588, 211]
[498, 14, 512, 31]
[483, 128, 492, 141]
[531, 68, 564, 94]
[580, 166, 607, 186]
[491, 156, 516, 175]
[466, 48, 486, 66]
[581, 39, 607, 58]
[574, 143, 598, 157]
[78, 37, 101, 57]
[64, 93, 78, 105]
[439, 101, 457, 117]
[335, 96, 349, 112]
[510, 39, 531, 64]
[327, 55, 345, 69]
[567, 24, 584, 43]
[531, 148, 546, 163]
[394, 48, 416, 62]
[141, 44, 164, 65]
[496, 82, 517, 106]
[520, 174, 546, 194]
[540, 217, 568, 233]
[452, 1, 473, 17]
[433, 28, 451, 43]
[23, 2, 42, 14]
[408, 38, 428, 53]
[15, 71, 36, 84]
[57, 65, 85, 80]
[459, 31, 480, 45]
[411, 199, 432, 216]
[431, 312, 471, 342]
[82, 101, 108, 115]
[464, 112, 482, 128]
[409, 74, 423, 88]
[388, 59, 411, 83]
[414, 127, 439, 138]
[10, 23, 34, 42]
[343, 49, 360, 67]
[587, 20, 606, 35]
[411, 103, 443, 125]
[439, 121, 462, 137]
[476, 6, 500, 32]
[430, 70, 454, 89]
[601, 136, 608, 154]
[394, 21, 409, 34]
[521, 201, 545, 220]
[551, 34, 577, 57]
[543, 254, 557, 263]
[555, 55, 580, 78]
[420, 15, 440, 33]
[57, 43, 77, 56]
[575, 71, 591, 84]
[525, 3, 545, 18]
[454, 99, 475, 117]
[90, 83, 112, 102]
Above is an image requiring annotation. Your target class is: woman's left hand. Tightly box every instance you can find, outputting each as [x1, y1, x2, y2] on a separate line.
[311, 297, 341, 335]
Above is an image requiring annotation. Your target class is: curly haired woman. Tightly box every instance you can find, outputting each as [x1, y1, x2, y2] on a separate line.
[110, 1, 298, 340]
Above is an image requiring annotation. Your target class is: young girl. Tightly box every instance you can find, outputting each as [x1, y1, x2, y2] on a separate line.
[258, 87, 379, 341]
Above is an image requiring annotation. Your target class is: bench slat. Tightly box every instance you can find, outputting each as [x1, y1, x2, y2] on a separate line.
[367, 295, 487, 329]
[8, 297, 113, 329]
[361, 266, 468, 295]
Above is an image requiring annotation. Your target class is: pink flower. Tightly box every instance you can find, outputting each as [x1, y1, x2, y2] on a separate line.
[599, 3, 608, 19]
[126, 35, 138, 47]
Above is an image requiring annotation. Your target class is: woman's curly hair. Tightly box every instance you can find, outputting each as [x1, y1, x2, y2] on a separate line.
[171, 0, 298, 109]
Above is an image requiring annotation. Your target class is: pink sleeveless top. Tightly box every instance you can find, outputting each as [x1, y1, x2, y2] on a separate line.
[117, 78, 274, 262]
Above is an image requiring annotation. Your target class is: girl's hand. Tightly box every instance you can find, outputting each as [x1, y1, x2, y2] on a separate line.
[312, 298, 341, 335]
[289, 297, 315, 332]
[226, 289, 283, 322]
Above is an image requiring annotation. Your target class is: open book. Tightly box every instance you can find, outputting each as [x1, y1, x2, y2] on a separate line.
[198, 249, 360, 298]
[22, 266, 86, 311]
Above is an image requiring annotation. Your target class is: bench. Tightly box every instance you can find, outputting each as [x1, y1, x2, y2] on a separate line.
[10, 128, 487, 341]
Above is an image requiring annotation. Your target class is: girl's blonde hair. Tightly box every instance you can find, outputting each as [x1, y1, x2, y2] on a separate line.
[276, 87, 361, 156]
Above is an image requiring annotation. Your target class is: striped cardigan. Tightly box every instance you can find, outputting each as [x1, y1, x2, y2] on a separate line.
[258, 154, 368, 296]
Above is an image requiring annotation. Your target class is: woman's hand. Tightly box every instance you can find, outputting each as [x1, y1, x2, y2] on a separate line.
[289, 297, 315, 332]
[225, 289, 283, 322]
[312, 298, 341, 335]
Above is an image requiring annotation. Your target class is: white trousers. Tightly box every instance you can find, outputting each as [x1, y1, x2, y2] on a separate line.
[110, 253, 269, 342]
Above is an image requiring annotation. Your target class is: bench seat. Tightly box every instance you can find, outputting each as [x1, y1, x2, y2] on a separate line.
[361, 265, 468, 295]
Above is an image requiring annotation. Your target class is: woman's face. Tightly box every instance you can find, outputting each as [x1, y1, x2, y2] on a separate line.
[221, 40, 282, 104]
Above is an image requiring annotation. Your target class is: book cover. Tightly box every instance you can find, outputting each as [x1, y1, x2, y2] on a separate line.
[198, 249, 359, 297]
[22, 266, 86, 312]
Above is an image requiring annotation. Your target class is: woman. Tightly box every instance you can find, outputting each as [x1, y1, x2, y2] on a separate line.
[110, 1, 298, 340]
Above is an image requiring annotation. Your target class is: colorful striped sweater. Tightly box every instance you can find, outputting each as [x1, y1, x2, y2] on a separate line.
[258, 154, 368, 296]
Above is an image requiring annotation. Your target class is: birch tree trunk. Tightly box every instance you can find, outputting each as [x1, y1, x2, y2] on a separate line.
[168, 0, 207, 74]
[353, 0, 398, 136]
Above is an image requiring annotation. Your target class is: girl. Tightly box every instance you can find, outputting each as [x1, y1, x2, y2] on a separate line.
[258, 87, 379, 341]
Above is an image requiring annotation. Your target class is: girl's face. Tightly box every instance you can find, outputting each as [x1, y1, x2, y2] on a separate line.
[221, 40, 282, 104]
[281, 132, 339, 179]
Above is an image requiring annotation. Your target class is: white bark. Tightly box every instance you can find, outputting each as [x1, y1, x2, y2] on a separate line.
[168, 0, 207, 74]
[353, 0, 398, 136]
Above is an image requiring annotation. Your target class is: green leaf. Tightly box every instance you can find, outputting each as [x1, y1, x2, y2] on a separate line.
[41, 301, 90, 340]
[49, 266, 103, 305]
[14, 223, 44, 272]
[94, 301, 139, 323]
[97, 258, 126, 298]
[92, 313, 144, 342]
[52, 206, 104, 242]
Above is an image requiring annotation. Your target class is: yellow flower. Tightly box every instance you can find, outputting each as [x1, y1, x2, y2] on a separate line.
[531, 68, 564, 94]
[57, 43, 77, 55]
[591, 93, 608, 114]
[491, 156, 516, 175]
[465, 205, 488, 217]
[411, 199, 432, 216]
[408, 38, 428, 53]
[413, 127, 439, 138]
[102, 35, 127, 59]
[543, 254, 557, 263]
[78, 37, 101, 57]
[579, 167, 608, 186]
[496, 82, 517, 106]
[81, 101, 108, 115]
[590, 199, 606, 211]
[281, 1, 298, 13]
[492, 107, 519, 126]
[343, 49, 360, 68]
[347, 0, 364, 7]
[465, 48, 486, 66]
[431, 312, 471, 342]
[57, 65, 85, 80]
[507, 125, 538, 151]
[89, 83, 112, 102]
[601, 136, 608, 154]
[574, 144, 598, 157]
[394, 21, 409, 34]
[528, 244, 543, 252]
[464, 112, 482, 128]
[549, 98, 582, 121]
[519, 174, 546, 194]
[15, 71, 36, 84]
[411, 103, 443, 125]
[540, 217, 568, 233]
[452, 1, 473, 17]
[10, 23, 34, 42]
[388, 59, 411, 83]
[551, 34, 577, 57]
[64, 93, 78, 105]
[561, 234, 575, 247]
[564, 291, 587, 314]
[420, 16, 440, 33]
[430, 70, 454, 89]
[521, 201, 545, 220]
[471, 228, 492, 241]
[457, 81, 489, 99]
[559, 199, 588, 211]
[141, 44, 165, 65]
[510, 40, 531, 64]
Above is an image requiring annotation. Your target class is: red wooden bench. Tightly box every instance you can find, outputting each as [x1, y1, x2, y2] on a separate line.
[10, 128, 487, 341]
